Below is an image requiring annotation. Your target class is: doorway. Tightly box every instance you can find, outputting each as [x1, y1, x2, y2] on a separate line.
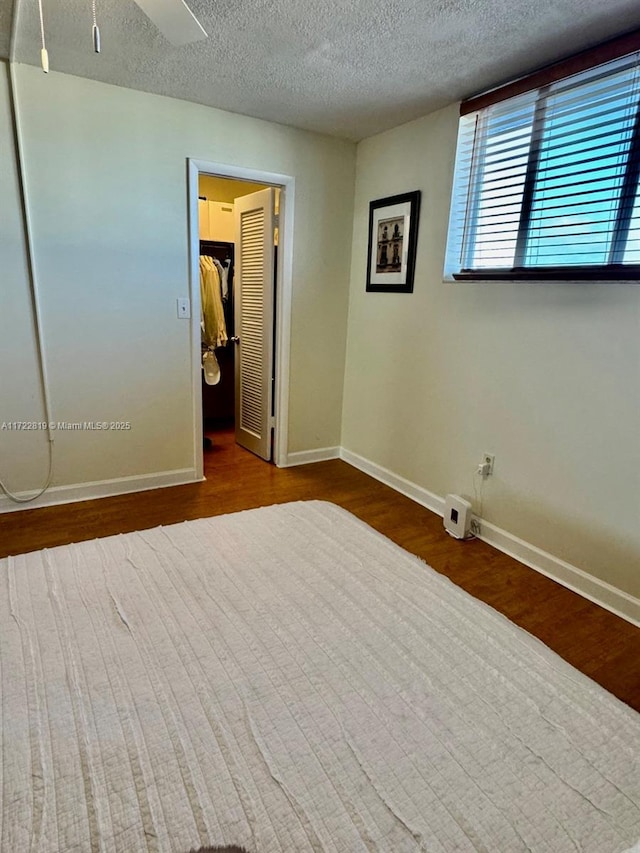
[187, 160, 295, 481]
[199, 176, 272, 458]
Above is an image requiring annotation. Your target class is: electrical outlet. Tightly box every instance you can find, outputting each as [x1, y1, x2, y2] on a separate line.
[470, 517, 482, 537]
[481, 452, 495, 478]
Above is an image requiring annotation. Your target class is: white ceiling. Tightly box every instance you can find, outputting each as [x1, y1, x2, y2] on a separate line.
[2, 0, 640, 141]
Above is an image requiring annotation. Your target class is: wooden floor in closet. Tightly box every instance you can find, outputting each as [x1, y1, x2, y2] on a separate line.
[1, 425, 639, 712]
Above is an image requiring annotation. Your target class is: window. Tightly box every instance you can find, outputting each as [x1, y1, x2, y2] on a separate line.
[446, 42, 640, 281]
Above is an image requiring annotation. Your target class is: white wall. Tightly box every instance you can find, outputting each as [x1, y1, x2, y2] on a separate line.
[0, 62, 355, 501]
[342, 104, 640, 599]
[1, 65, 50, 492]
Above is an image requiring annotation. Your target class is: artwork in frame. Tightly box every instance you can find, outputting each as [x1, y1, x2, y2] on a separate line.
[366, 190, 421, 293]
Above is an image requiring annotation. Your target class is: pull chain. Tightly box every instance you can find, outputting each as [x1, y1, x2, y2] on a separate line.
[92, 0, 101, 53]
[38, 0, 49, 72]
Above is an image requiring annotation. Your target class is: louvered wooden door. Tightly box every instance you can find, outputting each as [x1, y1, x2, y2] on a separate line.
[233, 188, 276, 460]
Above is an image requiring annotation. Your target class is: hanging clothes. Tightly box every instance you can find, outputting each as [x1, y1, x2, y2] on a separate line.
[199, 255, 227, 349]
[212, 257, 229, 302]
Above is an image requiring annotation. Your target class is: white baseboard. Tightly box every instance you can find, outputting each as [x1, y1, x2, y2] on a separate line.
[282, 446, 341, 467]
[340, 447, 640, 629]
[0, 468, 200, 513]
[340, 448, 445, 516]
[479, 520, 640, 628]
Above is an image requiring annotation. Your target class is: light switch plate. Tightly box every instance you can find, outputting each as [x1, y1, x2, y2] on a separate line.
[177, 297, 191, 319]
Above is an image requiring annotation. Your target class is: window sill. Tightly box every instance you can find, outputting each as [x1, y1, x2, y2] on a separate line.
[452, 266, 640, 282]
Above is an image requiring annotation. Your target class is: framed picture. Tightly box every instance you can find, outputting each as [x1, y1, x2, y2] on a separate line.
[366, 190, 421, 293]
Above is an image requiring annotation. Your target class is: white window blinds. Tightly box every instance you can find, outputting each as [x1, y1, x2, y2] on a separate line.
[446, 51, 640, 280]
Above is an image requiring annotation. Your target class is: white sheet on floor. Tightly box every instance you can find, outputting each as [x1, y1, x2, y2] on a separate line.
[1, 501, 639, 853]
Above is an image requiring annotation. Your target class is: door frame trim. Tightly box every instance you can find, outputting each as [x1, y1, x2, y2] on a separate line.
[187, 159, 295, 476]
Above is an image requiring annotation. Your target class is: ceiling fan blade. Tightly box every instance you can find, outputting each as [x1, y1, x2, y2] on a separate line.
[133, 0, 208, 46]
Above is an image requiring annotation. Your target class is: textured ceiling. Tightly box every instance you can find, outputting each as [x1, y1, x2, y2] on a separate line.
[0, 0, 14, 57]
[3, 0, 640, 140]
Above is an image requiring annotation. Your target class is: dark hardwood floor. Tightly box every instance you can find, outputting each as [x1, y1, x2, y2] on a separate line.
[1, 425, 639, 712]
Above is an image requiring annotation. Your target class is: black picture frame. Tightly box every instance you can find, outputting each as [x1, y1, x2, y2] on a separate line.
[366, 190, 421, 293]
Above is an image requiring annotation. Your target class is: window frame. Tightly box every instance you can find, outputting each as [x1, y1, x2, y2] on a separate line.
[448, 28, 640, 283]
